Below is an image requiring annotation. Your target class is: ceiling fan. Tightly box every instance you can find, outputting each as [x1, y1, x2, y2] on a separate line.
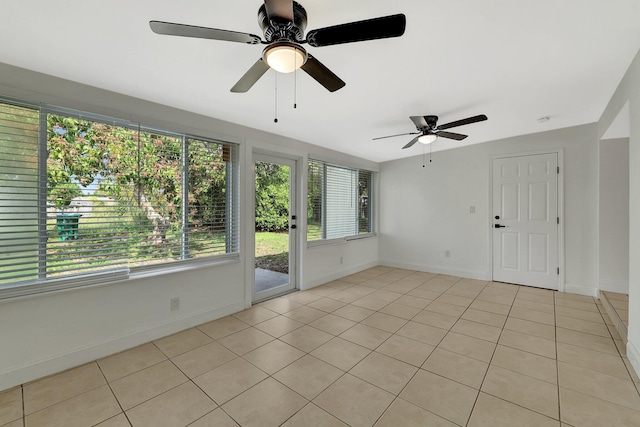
[374, 114, 488, 149]
[149, 0, 406, 93]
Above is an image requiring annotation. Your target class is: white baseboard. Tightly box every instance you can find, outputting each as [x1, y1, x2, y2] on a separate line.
[564, 283, 599, 297]
[0, 301, 244, 392]
[628, 340, 640, 381]
[599, 279, 629, 294]
[302, 261, 379, 290]
[379, 260, 491, 281]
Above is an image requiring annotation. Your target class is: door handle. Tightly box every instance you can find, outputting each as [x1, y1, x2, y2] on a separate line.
[494, 224, 506, 228]
[290, 224, 297, 229]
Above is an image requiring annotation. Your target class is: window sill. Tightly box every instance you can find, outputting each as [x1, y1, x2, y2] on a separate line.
[306, 233, 377, 248]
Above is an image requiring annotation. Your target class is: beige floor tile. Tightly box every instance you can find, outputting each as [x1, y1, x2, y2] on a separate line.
[557, 342, 629, 379]
[512, 298, 555, 314]
[559, 387, 640, 427]
[283, 306, 329, 324]
[445, 286, 482, 300]
[194, 357, 267, 405]
[558, 362, 640, 410]
[232, 306, 279, 325]
[411, 310, 459, 330]
[197, 316, 250, 340]
[332, 304, 375, 322]
[281, 403, 348, 427]
[307, 285, 342, 298]
[556, 315, 610, 337]
[554, 298, 598, 312]
[286, 291, 324, 305]
[518, 286, 554, 296]
[461, 308, 507, 328]
[516, 292, 555, 305]
[24, 362, 107, 415]
[438, 331, 497, 363]
[425, 301, 467, 317]
[171, 341, 237, 378]
[314, 374, 394, 427]
[274, 355, 343, 399]
[498, 329, 556, 359]
[435, 293, 474, 308]
[468, 392, 560, 427]
[253, 315, 304, 338]
[242, 340, 305, 375]
[0, 387, 22, 425]
[393, 294, 432, 309]
[2, 419, 24, 427]
[222, 378, 307, 427]
[24, 385, 120, 427]
[374, 398, 458, 427]
[421, 282, 453, 293]
[189, 408, 239, 427]
[396, 321, 447, 346]
[259, 298, 303, 315]
[491, 344, 557, 384]
[361, 312, 408, 333]
[379, 302, 421, 320]
[339, 323, 392, 349]
[307, 297, 347, 313]
[423, 348, 489, 389]
[218, 327, 274, 355]
[329, 290, 362, 304]
[408, 288, 442, 300]
[126, 382, 216, 427]
[154, 328, 213, 358]
[451, 319, 502, 342]
[382, 282, 418, 294]
[351, 295, 391, 311]
[350, 352, 418, 394]
[504, 316, 556, 340]
[309, 314, 357, 336]
[98, 343, 167, 382]
[311, 337, 372, 371]
[95, 413, 131, 427]
[369, 290, 403, 302]
[280, 325, 333, 352]
[376, 334, 435, 367]
[509, 307, 555, 326]
[487, 281, 519, 292]
[400, 369, 477, 426]
[556, 292, 595, 302]
[482, 365, 559, 419]
[110, 360, 188, 410]
[469, 299, 511, 315]
[623, 357, 640, 383]
[555, 327, 618, 355]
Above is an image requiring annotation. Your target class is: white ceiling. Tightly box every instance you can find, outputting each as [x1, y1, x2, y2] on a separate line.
[2, 0, 640, 162]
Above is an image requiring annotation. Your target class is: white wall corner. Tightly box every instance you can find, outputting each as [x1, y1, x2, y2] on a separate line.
[627, 339, 640, 381]
[379, 260, 491, 281]
[0, 301, 244, 392]
[302, 261, 379, 290]
[599, 279, 630, 294]
[564, 283, 599, 297]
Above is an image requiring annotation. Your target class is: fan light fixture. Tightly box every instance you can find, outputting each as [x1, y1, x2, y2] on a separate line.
[263, 42, 307, 73]
[418, 134, 437, 144]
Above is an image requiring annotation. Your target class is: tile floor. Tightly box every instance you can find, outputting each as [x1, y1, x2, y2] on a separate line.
[3, 267, 640, 427]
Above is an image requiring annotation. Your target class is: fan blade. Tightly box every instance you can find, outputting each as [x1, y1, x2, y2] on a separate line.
[410, 116, 429, 129]
[402, 136, 420, 149]
[230, 59, 270, 92]
[436, 131, 468, 141]
[301, 55, 346, 92]
[437, 114, 488, 130]
[264, 0, 294, 22]
[150, 21, 262, 44]
[373, 132, 419, 141]
[306, 14, 406, 47]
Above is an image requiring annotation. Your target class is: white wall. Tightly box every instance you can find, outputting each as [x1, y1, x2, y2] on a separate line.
[379, 124, 599, 297]
[0, 62, 379, 390]
[598, 48, 640, 378]
[599, 138, 630, 293]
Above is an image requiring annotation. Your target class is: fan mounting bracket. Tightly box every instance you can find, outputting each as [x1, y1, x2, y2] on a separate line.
[258, 1, 308, 43]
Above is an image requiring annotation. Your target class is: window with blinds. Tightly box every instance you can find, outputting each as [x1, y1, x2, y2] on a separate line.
[307, 159, 374, 242]
[0, 99, 239, 297]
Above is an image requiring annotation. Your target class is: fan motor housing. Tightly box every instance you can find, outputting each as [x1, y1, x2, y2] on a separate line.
[258, 1, 308, 42]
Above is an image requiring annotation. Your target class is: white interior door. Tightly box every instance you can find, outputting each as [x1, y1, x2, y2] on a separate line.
[492, 153, 559, 289]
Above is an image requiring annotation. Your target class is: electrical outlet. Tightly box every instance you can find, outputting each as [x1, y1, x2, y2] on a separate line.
[170, 297, 180, 311]
[445, 250, 451, 258]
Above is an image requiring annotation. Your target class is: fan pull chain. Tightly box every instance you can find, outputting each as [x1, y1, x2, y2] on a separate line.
[430, 142, 432, 163]
[294, 48, 298, 109]
[274, 72, 278, 123]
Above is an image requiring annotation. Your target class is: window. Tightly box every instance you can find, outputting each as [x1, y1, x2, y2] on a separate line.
[0, 99, 238, 297]
[307, 159, 374, 242]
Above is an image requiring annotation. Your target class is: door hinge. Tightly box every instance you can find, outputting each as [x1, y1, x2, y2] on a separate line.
[557, 217, 560, 225]
[557, 267, 560, 275]
[557, 166, 560, 174]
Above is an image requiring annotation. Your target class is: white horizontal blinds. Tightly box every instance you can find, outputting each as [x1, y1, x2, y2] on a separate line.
[186, 138, 238, 258]
[45, 114, 131, 278]
[307, 159, 375, 242]
[0, 102, 39, 286]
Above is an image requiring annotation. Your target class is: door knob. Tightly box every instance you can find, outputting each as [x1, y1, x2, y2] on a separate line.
[495, 215, 500, 220]
[494, 224, 506, 228]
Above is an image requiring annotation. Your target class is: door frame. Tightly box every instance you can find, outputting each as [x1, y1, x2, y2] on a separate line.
[488, 149, 565, 292]
[248, 149, 302, 304]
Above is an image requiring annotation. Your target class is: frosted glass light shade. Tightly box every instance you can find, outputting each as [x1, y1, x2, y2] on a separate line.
[418, 134, 437, 144]
[264, 43, 307, 73]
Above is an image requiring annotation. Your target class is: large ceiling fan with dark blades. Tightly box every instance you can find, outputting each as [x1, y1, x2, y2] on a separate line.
[374, 114, 488, 149]
[150, 1, 406, 93]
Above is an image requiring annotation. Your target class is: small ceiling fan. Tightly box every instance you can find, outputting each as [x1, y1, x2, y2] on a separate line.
[149, 0, 406, 93]
[374, 114, 488, 149]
